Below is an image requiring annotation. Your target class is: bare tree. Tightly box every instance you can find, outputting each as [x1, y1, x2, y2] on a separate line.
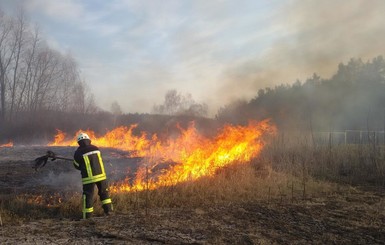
[17, 25, 39, 115]
[111, 101, 122, 115]
[0, 11, 16, 121]
[0, 9, 98, 130]
[153, 89, 208, 117]
[8, 9, 27, 121]
[84, 93, 98, 114]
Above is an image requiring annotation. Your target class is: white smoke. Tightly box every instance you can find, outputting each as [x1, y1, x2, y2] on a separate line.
[40, 171, 82, 191]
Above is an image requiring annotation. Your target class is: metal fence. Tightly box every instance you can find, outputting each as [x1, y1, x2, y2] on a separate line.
[313, 130, 385, 145]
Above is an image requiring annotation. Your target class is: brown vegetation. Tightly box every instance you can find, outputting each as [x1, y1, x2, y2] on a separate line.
[1, 137, 385, 244]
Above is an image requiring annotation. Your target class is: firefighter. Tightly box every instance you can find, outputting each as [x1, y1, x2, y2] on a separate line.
[73, 132, 113, 219]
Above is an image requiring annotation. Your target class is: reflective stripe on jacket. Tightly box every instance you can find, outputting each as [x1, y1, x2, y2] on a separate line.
[81, 150, 106, 184]
[74, 144, 107, 184]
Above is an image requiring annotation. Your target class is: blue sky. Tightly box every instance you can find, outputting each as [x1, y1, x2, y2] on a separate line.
[1, 0, 384, 115]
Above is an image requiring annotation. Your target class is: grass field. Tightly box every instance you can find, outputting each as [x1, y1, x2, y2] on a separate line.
[1, 137, 385, 244]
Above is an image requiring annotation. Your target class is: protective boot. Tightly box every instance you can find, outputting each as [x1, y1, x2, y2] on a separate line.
[103, 203, 113, 216]
[85, 212, 93, 219]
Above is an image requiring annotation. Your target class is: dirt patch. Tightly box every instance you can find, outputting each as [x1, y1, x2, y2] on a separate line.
[1, 191, 385, 244]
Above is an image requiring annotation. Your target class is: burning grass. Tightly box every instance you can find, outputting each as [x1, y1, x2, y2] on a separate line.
[2, 124, 384, 227]
[49, 120, 277, 192]
[1, 128, 385, 244]
[1, 120, 283, 223]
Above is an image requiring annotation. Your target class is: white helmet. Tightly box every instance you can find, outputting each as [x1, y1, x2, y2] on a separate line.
[77, 132, 90, 142]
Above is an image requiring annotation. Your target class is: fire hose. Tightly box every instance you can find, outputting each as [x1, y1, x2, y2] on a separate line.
[33, 150, 73, 171]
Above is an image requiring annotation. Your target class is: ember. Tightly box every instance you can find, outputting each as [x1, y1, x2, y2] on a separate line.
[24, 193, 64, 207]
[0, 141, 13, 147]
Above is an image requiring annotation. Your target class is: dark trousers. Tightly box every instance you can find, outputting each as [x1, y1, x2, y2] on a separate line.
[82, 179, 112, 218]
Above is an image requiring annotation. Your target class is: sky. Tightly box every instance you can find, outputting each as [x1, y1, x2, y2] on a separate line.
[1, 0, 384, 116]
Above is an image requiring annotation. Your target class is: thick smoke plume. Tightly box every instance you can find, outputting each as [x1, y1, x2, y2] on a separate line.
[217, 0, 385, 105]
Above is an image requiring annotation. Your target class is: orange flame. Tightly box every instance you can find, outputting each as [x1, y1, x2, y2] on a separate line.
[0, 141, 13, 147]
[48, 125, 149, 157]
[48, 120, 276, 192]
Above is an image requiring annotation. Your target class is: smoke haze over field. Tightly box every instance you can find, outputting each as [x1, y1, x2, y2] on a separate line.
[219, 0, 385, 106]
[1, 0, 384, 115]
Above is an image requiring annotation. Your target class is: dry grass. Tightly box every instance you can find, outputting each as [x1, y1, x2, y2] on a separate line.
[3, 133, 384, 223]
[1, 160, 339, 223]
[112, 160, 340, 215]
[264, 132, 385, 187]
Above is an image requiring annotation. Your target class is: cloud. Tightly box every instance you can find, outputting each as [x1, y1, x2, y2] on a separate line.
[24, 0, 121, 37]
[25, 0, 84, 21]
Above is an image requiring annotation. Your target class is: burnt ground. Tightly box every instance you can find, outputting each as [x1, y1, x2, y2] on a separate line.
[1, 146, 385, 244]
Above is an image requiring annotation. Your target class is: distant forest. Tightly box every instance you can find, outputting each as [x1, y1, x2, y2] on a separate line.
[217, 56, 385, 132]
[1, 9, 385, 143]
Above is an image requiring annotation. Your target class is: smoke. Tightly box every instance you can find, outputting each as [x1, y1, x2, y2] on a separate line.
[215, 0, 385, 108]
[40, 171, 81, 191]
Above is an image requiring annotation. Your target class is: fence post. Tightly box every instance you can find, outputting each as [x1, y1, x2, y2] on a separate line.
[360, 131, 362, 144]
[372, 131, 375, 145]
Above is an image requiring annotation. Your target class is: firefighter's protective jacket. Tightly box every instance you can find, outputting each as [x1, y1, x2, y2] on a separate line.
[73, 142, 107, 185]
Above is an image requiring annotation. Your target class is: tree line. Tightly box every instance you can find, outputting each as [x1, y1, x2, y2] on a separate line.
[216, 56, 385, 131]
[0, 9, 96, 125]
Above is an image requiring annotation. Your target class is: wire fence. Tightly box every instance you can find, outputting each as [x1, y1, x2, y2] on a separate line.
[313, 130, 385, 145]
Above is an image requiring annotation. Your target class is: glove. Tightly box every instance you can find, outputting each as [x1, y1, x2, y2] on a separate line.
[33, 155, 49, 171]
[46, 150, 57, 161]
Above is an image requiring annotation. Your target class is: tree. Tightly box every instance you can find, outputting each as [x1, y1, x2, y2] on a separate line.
[216, 56, 385, 130]
[0, 9, 97, 122]
[0, 11, 15, 121]
[153, 89, 208, 117]
[111, 101, 122, 115]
